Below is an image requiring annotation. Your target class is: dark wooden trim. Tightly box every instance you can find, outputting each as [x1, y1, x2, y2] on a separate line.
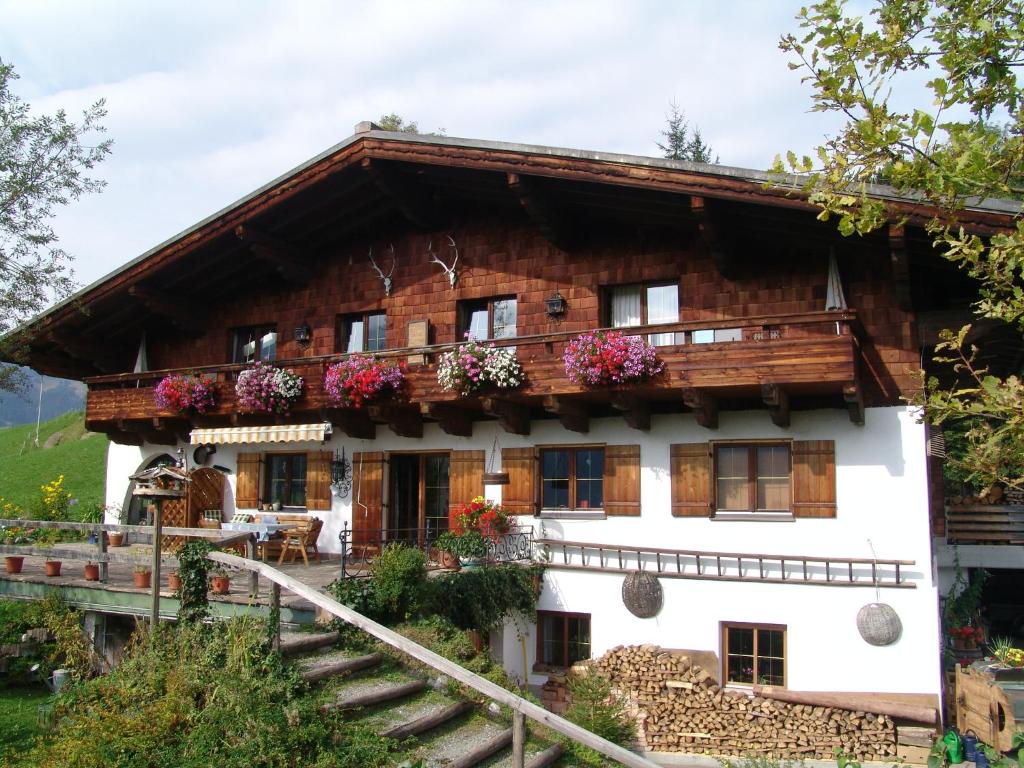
[507, 172, 576, 251]
[843, 381, 865, 426]
[127, 286, 206, 334]
[542, 396, 589, 434]
[362, 157, 438, 229]
[481, 396, 530, 435]
[608, 392, 650, 431]
[683, 388, 718, 429]
[367, 404, 424, 438]
[234, 224, 312, 284]
[420, 402, 474, 437]
[761, 384, 790, 428]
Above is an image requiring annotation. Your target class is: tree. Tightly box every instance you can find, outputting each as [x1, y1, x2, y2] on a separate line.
[774, 0, 1024, 491]
[0, 61, 111, 392]
[656, 101, 719, 163]
[375, 113, 447, 137]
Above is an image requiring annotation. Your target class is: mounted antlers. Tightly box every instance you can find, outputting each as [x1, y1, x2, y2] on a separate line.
[427, 235, 459, 288]
[368, 244, 396, 296]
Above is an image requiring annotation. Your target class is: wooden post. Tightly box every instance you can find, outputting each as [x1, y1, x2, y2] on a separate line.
[246, 534, 258, 597]
[150, 501, 162, 632]
[97, 527, 108, 583]
[512, 710, 526, 768]
[270, 583, 281, 652]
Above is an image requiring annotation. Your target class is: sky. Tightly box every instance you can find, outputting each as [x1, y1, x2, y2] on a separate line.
[0, 1, 846, 289]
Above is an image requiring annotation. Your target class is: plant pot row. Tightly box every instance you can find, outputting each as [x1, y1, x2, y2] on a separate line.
[4, 555, 227, 594]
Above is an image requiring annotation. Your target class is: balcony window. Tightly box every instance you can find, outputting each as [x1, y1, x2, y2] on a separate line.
[232, 326, 277, 363]
[605, 283, 681, 346]
[337, 312, 387, 353]
[457, 296, 517, 341]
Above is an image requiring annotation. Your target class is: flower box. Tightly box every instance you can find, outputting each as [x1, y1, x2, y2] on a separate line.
[563, 330, 664, 386]
[235, 361, 304, 414]
[324, 355, 405, 408]
[437, 338, 524, 396]
[154, 374, 217, 414]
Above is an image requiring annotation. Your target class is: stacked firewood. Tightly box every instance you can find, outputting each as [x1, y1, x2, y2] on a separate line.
[594, 645, 898, 761]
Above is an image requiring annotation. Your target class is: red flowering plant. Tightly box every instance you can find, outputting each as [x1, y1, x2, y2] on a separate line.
[453, 496, 513, 542]
[154, 374, 217, 414]
[563, 330, 664, 386]
[324, 355, 406, 408]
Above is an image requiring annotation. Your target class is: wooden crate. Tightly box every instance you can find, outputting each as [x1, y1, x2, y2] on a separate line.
[955, 665, 1024, 752]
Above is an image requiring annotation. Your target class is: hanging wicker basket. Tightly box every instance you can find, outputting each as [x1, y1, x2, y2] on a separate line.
[622, 570, 663, 618]
[856, 602, 902, 646]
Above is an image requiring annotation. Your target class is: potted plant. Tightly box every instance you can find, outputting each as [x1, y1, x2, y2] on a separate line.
[4, 555, 24, 574]
[437, 337, 525, 396]
[433, 531, 463, 570]
[2, 526, 32, 573]
[323, 355, 405, 408]
[235, 361, 304, 414]
[210, 568, 230, 595]
[44, 559, 62, 577]
[166, 570, 182, 592]
[132, 565, 152, 589]
[154, 373, 217, 414]
[435, 529, 489, 569]
[108, 529, 125, 547]
[563, 330, 664, 386]
[83, 561, 100, 581]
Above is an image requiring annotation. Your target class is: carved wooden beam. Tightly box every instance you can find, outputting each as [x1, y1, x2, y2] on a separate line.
[367, 404, 423, 439]
[507, 173, 576, 251]
[105, 429, 145, 447]
[322, 408, 376, 440]
[127, 286, 206, 334]
[420, 403, 473, 437]
[608, 392, 650, 431]
[690, 196, 737, 279]
[888, 223, 912, 311]
[234, 225, 313, 284]
[843, 382, 865, 426]
[683, 388, 719, 429]
[542, 396, 589, 434]
[761, 383, 791, 428]
[362, 158, 438, 229]
[480, 397, 531, 436]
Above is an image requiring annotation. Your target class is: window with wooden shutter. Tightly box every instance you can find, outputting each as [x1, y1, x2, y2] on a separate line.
[448, 450, 484, 527]
[235, 453, 263, 509]
[671, 443, 712, 517]
[791, 440, 837, 518]
[502, 447, 538, 515]
[604, 444, 641, 516]
[306, 451, 332, 511]
[352, 452, 385, 542]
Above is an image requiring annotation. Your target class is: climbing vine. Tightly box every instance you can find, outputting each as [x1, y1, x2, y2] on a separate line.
[177, 540, 214, 624]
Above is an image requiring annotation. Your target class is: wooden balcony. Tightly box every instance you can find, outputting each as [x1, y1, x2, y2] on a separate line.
[946, 505, 1024, 545]
[85, 311, 863, 443]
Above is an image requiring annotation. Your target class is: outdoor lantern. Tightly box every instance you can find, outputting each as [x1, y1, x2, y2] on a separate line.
[294, 321, 312, 344]
[330, 447, 351, 498]
[545, 289, 567, 318]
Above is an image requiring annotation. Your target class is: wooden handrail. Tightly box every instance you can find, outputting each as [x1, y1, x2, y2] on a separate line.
[83, 310, 858, 385]
[0, 519, 248, 540]
[208, 550, 661, 768]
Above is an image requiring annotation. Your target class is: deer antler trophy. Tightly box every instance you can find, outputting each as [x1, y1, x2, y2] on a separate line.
[427, 236, 459, 288]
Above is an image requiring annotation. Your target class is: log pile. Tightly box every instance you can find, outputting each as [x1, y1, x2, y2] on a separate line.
[594, 644, 898, 761]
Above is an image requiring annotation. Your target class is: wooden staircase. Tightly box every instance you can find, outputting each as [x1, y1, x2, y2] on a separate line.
[281, 630, 565, 768]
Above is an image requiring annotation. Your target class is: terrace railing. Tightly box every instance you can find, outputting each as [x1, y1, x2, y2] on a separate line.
[945, 504, 1024, 545]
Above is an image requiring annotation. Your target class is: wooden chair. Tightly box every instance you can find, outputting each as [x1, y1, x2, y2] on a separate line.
[277, 517, 323, 566]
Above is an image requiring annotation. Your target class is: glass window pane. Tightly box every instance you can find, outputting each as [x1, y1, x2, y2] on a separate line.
[367, 313, 387, 351]
[755, 447, 790, 511]
[467, 307, 488, 340]
[575, 449, 603, 480]
[728, 654, 755, 684]
[492, 299, 517, 339]
[541, 615, 565, 665]
[267, 456, 288, 505]
[542, 450, 568, 479]
[692, 329, 714, 344]
[714, 328, 742, 343]
[758, 628, 784, 659]
[260, 330, 277, 361]
[424, 455, 450, 533]
[543, 479, 569, 508]
[289, 454, 307, 507]
[610, 285, 642, 328]
[716, 446, 749, 511]
[542, 450, 570, 508]
[647, 284, 678, 347]
[568, 617, 591, 664]
[346, 319, 365, 353]
[728, 627, 754, 655]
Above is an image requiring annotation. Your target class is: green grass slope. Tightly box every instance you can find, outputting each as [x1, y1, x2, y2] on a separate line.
[0, 412, 108, 513]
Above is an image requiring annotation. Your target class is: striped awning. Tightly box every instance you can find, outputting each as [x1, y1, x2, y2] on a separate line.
[189, 422, 332, 445]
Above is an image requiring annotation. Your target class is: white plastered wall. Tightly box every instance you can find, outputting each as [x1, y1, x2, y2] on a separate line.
[106, 405, 941, 696]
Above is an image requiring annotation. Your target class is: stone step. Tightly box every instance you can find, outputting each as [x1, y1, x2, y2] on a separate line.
[379, 699, 474, 740]
[321, 678, 429, 713]
[299, 651, 383, 684]
[279, 630, 340, 656]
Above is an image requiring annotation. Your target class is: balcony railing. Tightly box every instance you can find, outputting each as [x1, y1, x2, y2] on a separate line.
[85, 310, 861, 433]
[945, 504, 1024, 545]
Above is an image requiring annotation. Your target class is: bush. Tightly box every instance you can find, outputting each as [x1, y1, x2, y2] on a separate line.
[429, 565, 542, 631]
[562, 672, 637, 766]
[329, 543, 428, 625]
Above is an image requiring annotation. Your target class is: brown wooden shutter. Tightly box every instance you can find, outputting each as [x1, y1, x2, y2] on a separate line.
[670, 443, 712, 517]
[502, 447, 538, 515]
[352, 452, 385, 541]
[306, 451, 332, 511]
[235, 453, 263, 509]
[604, 444, 641, 516]
[448, 450, 485, 527]
[792, 440, 837, 518]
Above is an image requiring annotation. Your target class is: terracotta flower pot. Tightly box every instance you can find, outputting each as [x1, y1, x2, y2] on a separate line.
[439, 550, 461, 571]
[108, 532, 125, 547]
[4, 556, 24, 574]
[83, 563, 100, 581]
[167, 572, 182, 592]
[133, 571, 151, 589]
[211, 575, 230, 595]
[44, 560, 62, 577]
